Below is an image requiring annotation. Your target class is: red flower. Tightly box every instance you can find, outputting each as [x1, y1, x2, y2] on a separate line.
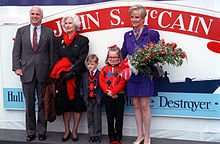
[146, 45, 150, 48]
[144, 58, 148, 61]
[160, 50, 166, 54]
[172, 43, 177, 48]
[181, 53, 186, 58]
[128, 40, 187, 80]
[149, 53, 154, 56]
[173, 51, 177, 55]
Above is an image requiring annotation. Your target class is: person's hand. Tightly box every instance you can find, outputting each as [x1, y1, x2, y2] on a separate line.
[64, 71, 75, 80]
[14, 69, 23, 76]
[112, 94, 118, 99]
[107, 90, 113, 97]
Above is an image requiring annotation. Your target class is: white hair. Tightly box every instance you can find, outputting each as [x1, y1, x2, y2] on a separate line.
[62, 14, 81, 32]
[30, 6, 43, 16]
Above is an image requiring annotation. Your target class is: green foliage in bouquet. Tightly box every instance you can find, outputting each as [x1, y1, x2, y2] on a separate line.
[128, 39, 187, 80]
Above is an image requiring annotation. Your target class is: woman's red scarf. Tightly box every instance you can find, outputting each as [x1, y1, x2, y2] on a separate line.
[50, 57, 76, 100]
[63, 32, 78, 46]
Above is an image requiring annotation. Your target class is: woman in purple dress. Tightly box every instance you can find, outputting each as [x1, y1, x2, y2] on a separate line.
[121, 5, 160, 144]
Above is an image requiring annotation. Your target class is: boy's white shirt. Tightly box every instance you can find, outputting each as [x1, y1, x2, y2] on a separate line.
[89, 68, 97, 75]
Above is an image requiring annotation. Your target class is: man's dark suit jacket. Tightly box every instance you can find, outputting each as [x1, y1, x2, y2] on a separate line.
[12, 24, 54, 83]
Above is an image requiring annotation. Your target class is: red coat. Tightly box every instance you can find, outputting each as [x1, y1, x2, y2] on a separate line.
[99, 65, 126, 95]
[50, 57, 76, 100]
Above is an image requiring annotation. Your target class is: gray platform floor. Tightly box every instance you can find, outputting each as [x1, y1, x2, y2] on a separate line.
[0, 129, 219, 144]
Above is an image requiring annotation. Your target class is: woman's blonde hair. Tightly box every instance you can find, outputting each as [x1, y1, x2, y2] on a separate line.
[128, 5, 147, 19]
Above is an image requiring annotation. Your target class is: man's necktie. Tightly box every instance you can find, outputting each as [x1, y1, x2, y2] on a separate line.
[33, 26, 37, 52]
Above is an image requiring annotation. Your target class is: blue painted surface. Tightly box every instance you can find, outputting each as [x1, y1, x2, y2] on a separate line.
[0, 0, 114, 6]
[0, 0, 172, 6]
[158, 71, 220, 93]
[4, 88, 220, 118]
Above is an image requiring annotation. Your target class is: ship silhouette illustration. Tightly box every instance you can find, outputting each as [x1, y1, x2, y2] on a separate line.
[158, 71, 220, 93]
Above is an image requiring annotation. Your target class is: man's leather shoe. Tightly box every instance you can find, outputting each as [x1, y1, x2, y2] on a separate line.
[26, 135, 36, 141]
[95, 136, 101, 143]
[88, 136, 95, 143]
[39, 134, 46, 141]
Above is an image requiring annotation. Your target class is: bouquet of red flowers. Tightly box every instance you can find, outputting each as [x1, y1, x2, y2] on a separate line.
[128, 39, 187, 80]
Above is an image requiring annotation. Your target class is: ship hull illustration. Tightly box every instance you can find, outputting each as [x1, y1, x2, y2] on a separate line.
[158, 72, 220, 93]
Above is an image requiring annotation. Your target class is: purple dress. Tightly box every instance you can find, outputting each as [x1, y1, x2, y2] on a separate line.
[121, 26, 160, 97]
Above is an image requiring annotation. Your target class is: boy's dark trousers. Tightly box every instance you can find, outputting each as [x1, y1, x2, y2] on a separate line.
[104, 93, 124, 141]
[87, 98, 102, 137]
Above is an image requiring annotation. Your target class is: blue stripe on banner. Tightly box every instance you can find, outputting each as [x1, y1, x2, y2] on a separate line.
[3, 88, 38, 110]
[124, 92, 220, 119]
[0, 0, 173, 6]
[4, 88, 220, 118]
[0, 0, 114, 6]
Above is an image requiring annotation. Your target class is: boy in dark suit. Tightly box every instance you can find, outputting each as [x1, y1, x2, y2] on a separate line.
[80, 54, 103, 143]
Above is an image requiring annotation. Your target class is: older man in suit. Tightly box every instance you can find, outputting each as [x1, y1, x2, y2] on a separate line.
[12, 6, 54, 141]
